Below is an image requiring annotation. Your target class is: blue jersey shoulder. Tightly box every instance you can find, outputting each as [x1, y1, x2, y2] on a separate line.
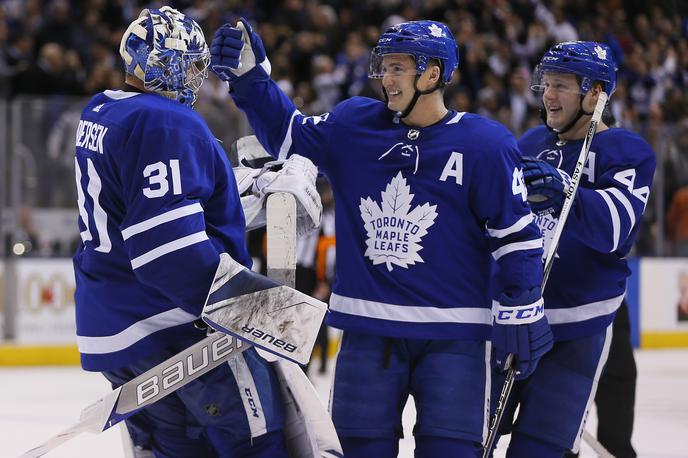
[87, 91, 213, 141]
[518, 125, 551, 153]
[597, 127, 656, 167]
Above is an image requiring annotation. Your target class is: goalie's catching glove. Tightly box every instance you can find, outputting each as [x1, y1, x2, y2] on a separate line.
[210, 17, 271, 83]
[491, 286, 553, 380]
[522, 156, 572, 217]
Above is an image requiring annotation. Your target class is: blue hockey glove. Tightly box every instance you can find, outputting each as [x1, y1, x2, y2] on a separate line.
[522, 156, 571, 217]
[210, 18, 271, 83]
[491, 287, 553, 381]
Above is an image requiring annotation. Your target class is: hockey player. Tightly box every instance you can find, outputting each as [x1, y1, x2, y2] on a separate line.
[72, 7, 321, 457]
[491, 41, 656, 457]
[209, 19, 552, 457]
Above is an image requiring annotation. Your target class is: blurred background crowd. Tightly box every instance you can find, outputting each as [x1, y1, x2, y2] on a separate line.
[0, 0, 687, 259]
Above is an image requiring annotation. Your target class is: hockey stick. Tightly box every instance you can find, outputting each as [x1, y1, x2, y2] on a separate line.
[20, 194, 321, 458]
[265, 192, 344, 458]
[483, 92, 609, 458]
[19, 332, 248, 458]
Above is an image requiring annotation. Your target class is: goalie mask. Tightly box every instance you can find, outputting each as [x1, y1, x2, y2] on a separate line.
[119, 6, 209, 107]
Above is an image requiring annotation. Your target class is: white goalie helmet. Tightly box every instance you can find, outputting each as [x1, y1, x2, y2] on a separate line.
[119, 6, 210, 107]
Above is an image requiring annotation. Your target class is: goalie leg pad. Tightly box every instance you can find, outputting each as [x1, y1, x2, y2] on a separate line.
[202, 253, 327, 365]
[104, 345, 287, 456]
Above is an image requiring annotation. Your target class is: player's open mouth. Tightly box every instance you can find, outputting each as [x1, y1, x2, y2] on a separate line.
[388, 90, 401, 98]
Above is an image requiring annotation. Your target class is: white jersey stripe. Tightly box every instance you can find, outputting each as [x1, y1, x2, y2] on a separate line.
[278, 109, 301, 160]
[491, 239, 542, 260]
[572, 323, 613, 452]
[596, 189, 621, 251]
[130, 231, 209, 269]
[77, 307, 197, 354]
[122, 203, 204, 240]
[330, 293, 492, 325]
[606, 187, 636, 236]
[545, 293, 624, 324]
[486, 213, 534, 238]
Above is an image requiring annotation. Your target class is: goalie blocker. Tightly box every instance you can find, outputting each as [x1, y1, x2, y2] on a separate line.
[202, 252, 328, 365]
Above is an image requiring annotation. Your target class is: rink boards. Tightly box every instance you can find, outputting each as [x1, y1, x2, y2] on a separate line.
[0, 257, 687, 364]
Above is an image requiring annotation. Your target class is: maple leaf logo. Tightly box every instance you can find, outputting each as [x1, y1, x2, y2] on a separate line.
[593, 45, 607, 60]
[428, 24, 445, 38]
[359, 172, 438, 271]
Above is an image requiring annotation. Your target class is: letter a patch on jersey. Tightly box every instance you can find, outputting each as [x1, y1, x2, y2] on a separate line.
[359, 172, 438, 271]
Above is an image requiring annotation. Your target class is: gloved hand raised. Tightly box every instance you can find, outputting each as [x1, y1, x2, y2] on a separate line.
[210, 18, 271, 83]
[491, 286, 553, 380]
[522, 156, 571, 217]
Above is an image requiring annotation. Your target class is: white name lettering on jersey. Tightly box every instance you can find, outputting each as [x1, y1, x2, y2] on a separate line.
[359, 172, 438, 271]
[75, 120, 108, 154]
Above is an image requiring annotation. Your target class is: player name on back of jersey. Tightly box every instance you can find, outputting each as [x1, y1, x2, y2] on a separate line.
[75, 119, 108, 154]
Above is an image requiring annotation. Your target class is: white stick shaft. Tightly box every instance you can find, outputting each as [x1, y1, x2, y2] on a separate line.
[483, 92, 609, 458]
[542, 92, 608, 289]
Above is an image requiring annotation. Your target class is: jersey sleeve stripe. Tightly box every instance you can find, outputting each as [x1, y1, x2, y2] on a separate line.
[544, 293, 624, 324]
[278, 109, 301, 160]
[486, 213, 534, 238]
[491, 239, 543, 260]
[605, 187, 636, 236]
[76, 307, 197, 354]
[595, 189, 621, 251]
[122, 203, 204, 240]
[130, 230, 209, 269]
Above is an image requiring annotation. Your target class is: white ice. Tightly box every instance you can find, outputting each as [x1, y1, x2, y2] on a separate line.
[2, 349, 687, 457]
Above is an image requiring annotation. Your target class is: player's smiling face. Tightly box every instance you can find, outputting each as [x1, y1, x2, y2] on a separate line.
[381, 54, 419, 112]
[541, 72, 582, 131]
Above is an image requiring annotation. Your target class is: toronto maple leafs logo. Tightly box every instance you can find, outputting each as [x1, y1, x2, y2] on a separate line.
[593, 45, 607, 60]
[428, 24, 445, 38]
[359, 172, 438, 271]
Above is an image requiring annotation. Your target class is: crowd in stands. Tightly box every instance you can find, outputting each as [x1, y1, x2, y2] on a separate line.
[0, 0, 687, 254]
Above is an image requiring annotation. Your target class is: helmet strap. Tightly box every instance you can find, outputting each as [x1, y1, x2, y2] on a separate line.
[393, 74, 444, 123]
[542, 93, 593, 136]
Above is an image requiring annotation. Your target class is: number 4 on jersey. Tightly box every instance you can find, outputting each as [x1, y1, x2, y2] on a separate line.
[512, 167, 527, 201]
[614, 168, 649, 209]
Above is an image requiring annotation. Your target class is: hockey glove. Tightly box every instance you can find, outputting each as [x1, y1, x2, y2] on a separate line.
[210, 18, 271, 83]
[234, 155, 322, 235]
[491, 287, 553, 380]
[522, 156, 571, 217]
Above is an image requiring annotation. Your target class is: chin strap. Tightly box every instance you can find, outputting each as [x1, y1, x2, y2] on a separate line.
[541, 94, 594, 136]
[387, 75, 445, 124]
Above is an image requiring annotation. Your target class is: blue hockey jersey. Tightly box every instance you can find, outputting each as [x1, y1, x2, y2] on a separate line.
[519, 125, 656, 340]
[73, 90, 251, 371]
[230, 66, 544, 340]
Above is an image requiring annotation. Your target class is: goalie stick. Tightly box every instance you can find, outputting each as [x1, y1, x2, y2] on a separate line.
[265, 192, 343, 458]
[19, 332, 248, 458]
[20, 193, 323, 458]
[483, 93, 612, 458]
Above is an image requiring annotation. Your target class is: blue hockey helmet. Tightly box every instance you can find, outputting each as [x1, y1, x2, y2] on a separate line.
[532, 41, 617, 96]
[369, 20, 459, 84]
[119, 6, 209, 107]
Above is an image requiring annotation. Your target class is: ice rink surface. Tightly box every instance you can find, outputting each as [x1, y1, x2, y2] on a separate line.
[2, 349, 687, 458]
